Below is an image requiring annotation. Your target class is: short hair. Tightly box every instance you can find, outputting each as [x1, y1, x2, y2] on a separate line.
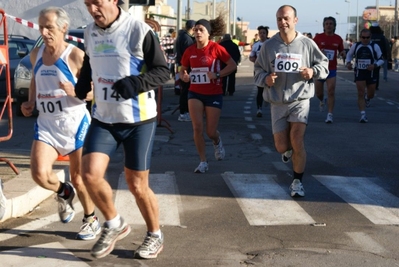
[323, 16, 337, 32]
[257, 25, 269, 32]
[39, 7, 70, 32]
[278, 5, 297, 17]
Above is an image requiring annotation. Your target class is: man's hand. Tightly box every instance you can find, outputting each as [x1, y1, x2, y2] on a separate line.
[265, 72, 278, 87]
[181, 70, 190, 82]
[59, 81, 75, 97]
[21, 100, 35, 117]
[299, 67, 314, 80]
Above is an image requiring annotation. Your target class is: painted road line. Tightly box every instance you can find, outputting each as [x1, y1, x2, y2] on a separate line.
[314, 175, 399, 225]
[222, 173, 316, 226]
[1, 242, 90, 266]
[115, 172, 182, 226]
[0, 203, 83, 242]
[346, 232, 386, 255]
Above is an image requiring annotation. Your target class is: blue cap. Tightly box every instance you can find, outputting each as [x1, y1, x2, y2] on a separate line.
[186, 20, 196, 29]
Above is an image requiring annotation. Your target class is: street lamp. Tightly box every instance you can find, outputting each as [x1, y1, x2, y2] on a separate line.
[356, 0, 359, 40]
[336, 12, 341, 37]
[345, 0, 350, 39]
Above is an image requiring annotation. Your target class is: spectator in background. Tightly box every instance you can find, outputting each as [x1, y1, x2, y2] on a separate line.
[306, 32, 313, 39]
[160, 28, 177, 79]
[343, 37, 352, 64]
[249, 25, 269, 117]
[250, 33, 259, 48]
[391, 36, 399, 72]
[175, 20, 196, 122]
[219, 34, 241, 96]
[370, 22, 390, 87]
[232, 35, 249, 65]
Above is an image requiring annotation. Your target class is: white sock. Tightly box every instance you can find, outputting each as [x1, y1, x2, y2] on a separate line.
[150, 229, 162, 237]
[105, 214, 121, 228]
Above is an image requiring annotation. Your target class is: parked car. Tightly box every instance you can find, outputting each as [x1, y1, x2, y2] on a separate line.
[13, 29, 84, 116]
[0, 35, 35, 101]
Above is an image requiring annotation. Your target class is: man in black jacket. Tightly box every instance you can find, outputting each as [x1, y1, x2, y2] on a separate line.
[219, 34, 241, 96]
[175, 20, 196, 121]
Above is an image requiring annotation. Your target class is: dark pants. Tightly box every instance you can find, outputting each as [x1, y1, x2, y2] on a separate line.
[179, 80, 190, 114]
[257, 86, 264, 109]
[222, 72, 236, 95]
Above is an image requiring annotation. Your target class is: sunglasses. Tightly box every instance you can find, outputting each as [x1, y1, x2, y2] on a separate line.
[361, 36, 370, 39]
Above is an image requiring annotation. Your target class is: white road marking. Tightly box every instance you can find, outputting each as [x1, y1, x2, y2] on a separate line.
[1, 242, 90, 266]
[346, 232, 386, 254]
[115, 172, 182, 226]
[314, 175, 399, 225]
[222, 173, 316, 225]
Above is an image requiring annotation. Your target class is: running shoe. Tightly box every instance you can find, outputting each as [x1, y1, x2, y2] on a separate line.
[134, 232, 164, 259]
[178, 113, 191, 122]
[57, 182, 75, 223]
[76, 216, 102, 241]
[289, 179, 305, 197]
[214, 136, 225, 160]
[0, 179, 7, 220]
[281, 150, 292, 163]
[91, 217, 131, 259]
[325, 113, 333, 123]
[256, 109, 262, 117]
[359, 114, 368, 123]
[194, 161, 209, 173]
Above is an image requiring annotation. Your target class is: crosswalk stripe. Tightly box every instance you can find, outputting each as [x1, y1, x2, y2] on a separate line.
[114, 171, 181, 226]
[222, 172, 316, 226]
[346, 232, 387, 254]
[314, 175, 399, 225]
[1, 242, 90, 266]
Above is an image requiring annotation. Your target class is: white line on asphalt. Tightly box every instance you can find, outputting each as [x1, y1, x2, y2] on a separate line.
[346, 232, 386, 255]
[115, 172, 182, 226]
[222, 173, 316, 225]
[0, 202, 83, 242]
[244, 117, 253, 121]
[259, 146, 272, 154]
[314, 175, 399, 225]
[243, 106, 251, 110]
[247, 124, 256, 129]
[251, 133, 262, 140]
[1, 242, 90, 266]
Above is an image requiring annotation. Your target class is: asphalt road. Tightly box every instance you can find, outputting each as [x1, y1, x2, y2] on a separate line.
[0, 58, 399, 266]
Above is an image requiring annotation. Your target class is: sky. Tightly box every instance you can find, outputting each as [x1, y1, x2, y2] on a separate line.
[167, 0, 395, 39]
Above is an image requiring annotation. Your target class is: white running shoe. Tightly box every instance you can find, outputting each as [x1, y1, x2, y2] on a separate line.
[76, 216, 102, 240]
[194, 161, 209, 173]
[319, 98, 326, 112]
[0, 179, 7, 220]
[178, 113, 191, 122]
[213, 136, 225, 160]
[57, 182, 75, 223]
[325, 113, 333, 123]
[281, 150, 292, 163]
[289, 179, 305, 197]
[359, 114, 368, 123]
[256, 109, 262, 117]
[134, 232, 164, 259]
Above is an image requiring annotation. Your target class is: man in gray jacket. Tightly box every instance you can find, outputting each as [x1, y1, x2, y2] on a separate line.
[254, 5, 329, 197]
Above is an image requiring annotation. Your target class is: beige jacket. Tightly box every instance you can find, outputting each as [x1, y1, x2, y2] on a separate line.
[391, 40, 399, 59]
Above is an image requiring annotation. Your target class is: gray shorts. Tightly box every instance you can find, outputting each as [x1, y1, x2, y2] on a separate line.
[270, 99, 310, 134]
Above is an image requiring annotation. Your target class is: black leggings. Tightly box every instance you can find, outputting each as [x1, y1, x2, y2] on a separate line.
[257, 86, 264, 109]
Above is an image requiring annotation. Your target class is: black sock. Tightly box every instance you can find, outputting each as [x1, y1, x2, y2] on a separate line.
[56, 182, 65, 195]
[84, 212, 95, 219]
[293, 171, 303, 182]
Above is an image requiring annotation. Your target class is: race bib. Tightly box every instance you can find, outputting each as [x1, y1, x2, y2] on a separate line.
[93, 74, 125, 103]
[190, 67, 211, 84]
[324, 49, 335, 60]
[274, 53, 302, 73]
[357, 59, 371, 70]
[37, 89, 67, 115]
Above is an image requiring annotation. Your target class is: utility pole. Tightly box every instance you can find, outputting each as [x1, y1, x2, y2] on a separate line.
[213, 0, 216, 19]
[226, 0, 230, 33]
[177, 0, 182, 32]
[233, 0, 236, 35]
[356, 0, 359, 40]
[187, 0, 190, 19]
[376, 0, 380, 20]
[395, 0, 398, 36]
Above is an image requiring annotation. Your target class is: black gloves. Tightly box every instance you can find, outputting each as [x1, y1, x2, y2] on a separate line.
[112, 76, 139, 100]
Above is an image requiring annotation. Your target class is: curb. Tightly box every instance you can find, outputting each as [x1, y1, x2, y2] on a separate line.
[0, 167, 68, 222]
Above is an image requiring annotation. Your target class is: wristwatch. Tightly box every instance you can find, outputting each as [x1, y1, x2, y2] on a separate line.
[215, 72, 220, 78]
